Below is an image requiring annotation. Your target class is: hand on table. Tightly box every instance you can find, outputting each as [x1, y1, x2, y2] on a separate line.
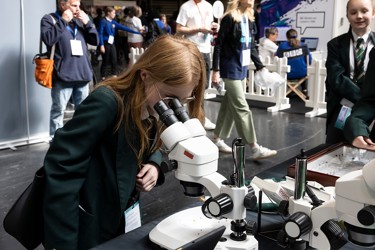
[352, 136, 375, 151]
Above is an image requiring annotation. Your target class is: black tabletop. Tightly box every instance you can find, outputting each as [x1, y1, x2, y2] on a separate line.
[92, 144, 365, 250]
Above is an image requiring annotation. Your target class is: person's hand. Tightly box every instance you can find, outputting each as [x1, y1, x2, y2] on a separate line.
[198, 27, 212, 34]
[352, 136, 375, 151]
[62, 9, 74, 23]
[100, 45, 105, 54]
[211, 22, 219, 33]
[136, 163, 160, 192]
[211, 71, 220, 85]
[140, 26, 146, 34]
[76, 10, 89, 25]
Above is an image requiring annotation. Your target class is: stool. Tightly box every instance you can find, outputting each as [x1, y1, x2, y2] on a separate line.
[286, 76, 308, 102]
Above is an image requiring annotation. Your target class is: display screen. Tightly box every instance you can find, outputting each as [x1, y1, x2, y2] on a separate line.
[301, 37, 319, 51]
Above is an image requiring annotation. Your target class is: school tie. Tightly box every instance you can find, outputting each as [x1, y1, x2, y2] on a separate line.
[354, 38, 365, 82]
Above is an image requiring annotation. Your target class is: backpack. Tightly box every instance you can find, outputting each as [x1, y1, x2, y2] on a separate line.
[144, 20, 167, 47]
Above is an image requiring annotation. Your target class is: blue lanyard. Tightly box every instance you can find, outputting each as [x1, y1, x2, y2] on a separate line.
[240, 15, 250, 47]
[66, 23, 78, 39]
[54, 11, 61, 19]
[54, 11, 78, 39]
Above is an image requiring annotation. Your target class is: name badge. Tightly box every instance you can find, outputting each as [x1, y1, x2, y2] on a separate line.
[334, 105, 352, 130]
[108, 35, 114, 44]
[70, 40, 83, 56]
[242, 49, 250, 66]
[124, 201, 141, 233]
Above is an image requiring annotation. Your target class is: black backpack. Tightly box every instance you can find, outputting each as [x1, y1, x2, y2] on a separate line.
[144, 20, 167, 47]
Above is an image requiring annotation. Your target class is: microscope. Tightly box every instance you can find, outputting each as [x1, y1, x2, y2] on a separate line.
[149, 98, 258, 250]
[278, 150, 375, 249]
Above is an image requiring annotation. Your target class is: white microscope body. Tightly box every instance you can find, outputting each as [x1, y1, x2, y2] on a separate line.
[149, 99, 258, 250]
[281, 153, 375, 249]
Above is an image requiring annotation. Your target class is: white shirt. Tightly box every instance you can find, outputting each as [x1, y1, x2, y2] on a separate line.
[176, 0, 213, 53]
[125, 16, 144, 43]
[258, 37, 278, 62]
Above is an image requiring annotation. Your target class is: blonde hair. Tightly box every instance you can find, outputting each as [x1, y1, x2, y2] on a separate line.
[224, 0, 255, 22]
[135, 5, 142, 17]
[347, 0, 375, 12]
[97, 35, 206, 165]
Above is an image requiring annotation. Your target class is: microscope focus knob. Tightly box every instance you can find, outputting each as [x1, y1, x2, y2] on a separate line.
[283, 212, 312, 239]
[357, 205, 375, 226]
[202, 193, 233, 218]
[160, 160, 177, 173]
[320, 220, 347, 250]
[244, 192, 257, 210]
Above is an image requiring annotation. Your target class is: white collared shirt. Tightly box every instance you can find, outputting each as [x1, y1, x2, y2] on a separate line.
[349, 30, 374, 79]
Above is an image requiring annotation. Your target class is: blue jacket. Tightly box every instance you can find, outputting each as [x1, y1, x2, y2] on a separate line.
[276, 41, 312, 79]
[98, 18, 140, 46]
[41, 12, 99, 83]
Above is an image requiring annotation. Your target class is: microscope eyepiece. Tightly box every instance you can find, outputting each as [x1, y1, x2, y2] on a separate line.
[168, 98, 190, 123]
[154, 100, 179, 127]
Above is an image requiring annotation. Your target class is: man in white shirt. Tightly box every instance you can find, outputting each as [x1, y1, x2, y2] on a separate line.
[258, 27, 279, 62]
[176, 0, 217, 130]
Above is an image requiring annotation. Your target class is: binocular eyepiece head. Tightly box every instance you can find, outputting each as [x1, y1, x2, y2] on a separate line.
[154, 98, 190, 126]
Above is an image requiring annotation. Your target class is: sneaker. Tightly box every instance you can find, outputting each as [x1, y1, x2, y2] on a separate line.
[250, 145, 277, 160]
[214, 139, 232, 153]
[204, 117, 216, 130]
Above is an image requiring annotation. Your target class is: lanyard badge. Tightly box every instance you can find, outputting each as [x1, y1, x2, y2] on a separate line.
[67, 23, 83, 56]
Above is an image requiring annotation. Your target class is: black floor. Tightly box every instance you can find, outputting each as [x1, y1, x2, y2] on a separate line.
[0, 95, 330, 249]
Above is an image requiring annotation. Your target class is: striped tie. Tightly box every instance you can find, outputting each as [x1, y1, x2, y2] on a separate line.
[354, 38, 365, 82]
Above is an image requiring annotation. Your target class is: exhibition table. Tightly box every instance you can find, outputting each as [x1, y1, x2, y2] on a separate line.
[92, 144, 368, 250]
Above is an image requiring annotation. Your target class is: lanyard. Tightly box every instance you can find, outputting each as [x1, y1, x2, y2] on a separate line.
[240, 15, 250, 47]
[54, 11, 77, 39]
[66, 23, 77, 39]
[54, 11, 61, 19]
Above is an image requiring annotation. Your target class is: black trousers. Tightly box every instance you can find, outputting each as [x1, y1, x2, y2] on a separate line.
[101, 42, 118, 78]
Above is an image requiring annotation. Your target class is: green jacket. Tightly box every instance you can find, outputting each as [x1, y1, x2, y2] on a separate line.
[344, 47, 375, 143]
[43, 86, 162, 249]
[325, 30, 375, 143]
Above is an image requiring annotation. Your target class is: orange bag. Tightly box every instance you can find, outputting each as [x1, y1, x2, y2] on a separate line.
[33, 54, 54, 89]
[34, 14, 56, 89]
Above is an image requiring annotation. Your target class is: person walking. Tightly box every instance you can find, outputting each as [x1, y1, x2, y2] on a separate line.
[210, 0, 277, 159]
[176, 0, 218, 130]
[40, 0, 99, 138]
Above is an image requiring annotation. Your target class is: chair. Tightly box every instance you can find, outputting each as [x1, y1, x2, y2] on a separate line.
[277, 44, 311, 102]
[286, 76, 308, 101]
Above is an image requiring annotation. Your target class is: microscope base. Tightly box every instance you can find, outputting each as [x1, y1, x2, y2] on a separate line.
[149, 206, 258, 250]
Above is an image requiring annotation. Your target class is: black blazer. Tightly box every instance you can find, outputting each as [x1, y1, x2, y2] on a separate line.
[43, 87, 163, 249]
[344, 47, 375, 142]
[212, 14, 264, 72]
[325, 29, 375, 143]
